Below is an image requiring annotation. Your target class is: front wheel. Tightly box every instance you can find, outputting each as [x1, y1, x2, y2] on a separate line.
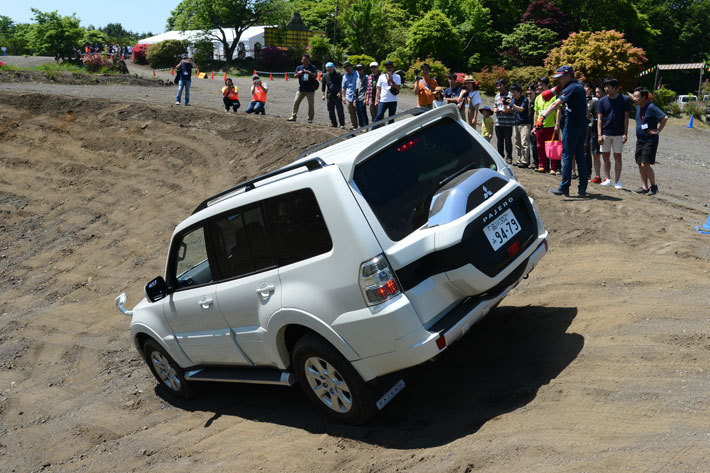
[293, 334, 376, 424]
[143, 339, 194, 399]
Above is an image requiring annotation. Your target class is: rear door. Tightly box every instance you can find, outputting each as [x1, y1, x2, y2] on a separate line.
[162, 226, 250, 365]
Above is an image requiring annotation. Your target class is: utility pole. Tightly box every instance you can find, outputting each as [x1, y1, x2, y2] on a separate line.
[332, 0, 339, 47]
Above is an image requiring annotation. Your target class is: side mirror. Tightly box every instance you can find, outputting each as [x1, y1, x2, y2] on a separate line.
[145, 276, 170, 303]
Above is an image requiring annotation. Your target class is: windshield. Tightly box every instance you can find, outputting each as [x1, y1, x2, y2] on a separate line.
[353, 117, 497, 241]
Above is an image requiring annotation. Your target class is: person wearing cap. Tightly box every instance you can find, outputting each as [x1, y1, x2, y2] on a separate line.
[413, 63, 438, 109]
[245, 74, 268, 115]
[221, 77, 240, 112]
[365, 62, 381, 122]
[321, 62, 345, 128]
[341, 61, 359, 129]
[444, 73, 463, 118]
[355, 64, 369, 127]
[493, 78, 514, 163]
[461, 76, 482, 128]
[480, 106, 494, 142]
[533, 76, 560, 174]
[287, 54, 319, 123]
[432, 87, 446, 108]
[374, 60, 401, 126]
[174, 53, 196, 106]
[538, 65, 589, 197]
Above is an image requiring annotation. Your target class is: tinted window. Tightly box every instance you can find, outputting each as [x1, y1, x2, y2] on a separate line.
[173, 227, 212, 288]
[264, 189, 332, 266]
[353, 117, 497, 241]
[210, 205, 275, 280]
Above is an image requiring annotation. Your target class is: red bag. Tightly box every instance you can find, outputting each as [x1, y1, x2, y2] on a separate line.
[545, 130, 563, 161]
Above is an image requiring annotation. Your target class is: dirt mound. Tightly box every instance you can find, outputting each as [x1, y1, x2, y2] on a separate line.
[0, 69, 172, 87]
[0, 91, 709, 473]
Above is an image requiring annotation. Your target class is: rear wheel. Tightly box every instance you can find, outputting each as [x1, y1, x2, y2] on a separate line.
[143, 339, 194, 399]
[293, 333, 375, 424]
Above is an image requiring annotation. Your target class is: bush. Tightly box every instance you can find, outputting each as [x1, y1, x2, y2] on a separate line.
[260, 46, 290, 72]
[383, 47, 412, 72]
[308, 35, 331, 67]
[653, 87, 676, 110]
[667, 102, 681, 115]
[405, 58, 450, 85]
[146, 40, 189, 69]
[132, 43, 149, 65]
[508, 66, 548, 89]
[345, 54, 376, 68]
[475, 66, 509, 94]
[82, 53, 125, 73]
[684, 100, 704, 118]
[191, 40, 214, 69]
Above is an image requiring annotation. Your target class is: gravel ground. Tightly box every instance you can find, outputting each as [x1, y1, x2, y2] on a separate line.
[2, 56, 709, 212]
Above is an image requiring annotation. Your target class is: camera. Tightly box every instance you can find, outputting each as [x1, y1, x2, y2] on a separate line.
[503, 97, 512, 105]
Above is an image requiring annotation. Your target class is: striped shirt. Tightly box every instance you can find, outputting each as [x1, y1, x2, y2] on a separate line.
[494, 91, 515, 127]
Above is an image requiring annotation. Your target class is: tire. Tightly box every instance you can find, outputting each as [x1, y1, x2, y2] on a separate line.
[292, 333, 376, 425]
[143, 339, 195, 400]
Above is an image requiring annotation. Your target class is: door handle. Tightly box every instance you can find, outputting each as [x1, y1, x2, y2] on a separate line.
[256, 283, 275, 298]
[198, 298, 213, 309]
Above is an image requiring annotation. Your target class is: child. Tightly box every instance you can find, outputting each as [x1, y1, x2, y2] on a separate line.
[432, 87, 446, 108]
[246, 74, 267, 115]
[221, 78, 240, 112]
[480, 106, 494, 142]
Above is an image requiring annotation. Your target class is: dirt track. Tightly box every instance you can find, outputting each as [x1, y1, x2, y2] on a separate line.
[1, 91, 709, 473]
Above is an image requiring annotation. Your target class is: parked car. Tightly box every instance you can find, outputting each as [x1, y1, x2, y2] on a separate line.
[115, 105, 549, 424]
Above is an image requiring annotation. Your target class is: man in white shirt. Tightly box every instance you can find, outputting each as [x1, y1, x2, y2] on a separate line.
[373, 60, 401, 126]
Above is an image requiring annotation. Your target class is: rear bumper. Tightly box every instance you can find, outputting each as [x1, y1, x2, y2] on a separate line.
[352, 238, 547, 381]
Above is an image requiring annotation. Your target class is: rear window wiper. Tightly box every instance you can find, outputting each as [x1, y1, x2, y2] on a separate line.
[438, 162, 478, 187]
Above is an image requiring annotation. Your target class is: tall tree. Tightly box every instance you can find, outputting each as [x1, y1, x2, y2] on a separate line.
[406, 9, 461, 67]
[521, 0, 573, 39]
[501, 22, 559, 67]
[27, 9, 84, 60]
[170, 0, 281, 68]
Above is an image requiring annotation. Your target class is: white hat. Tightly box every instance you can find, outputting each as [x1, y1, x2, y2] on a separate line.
[369, 61, 378, 67]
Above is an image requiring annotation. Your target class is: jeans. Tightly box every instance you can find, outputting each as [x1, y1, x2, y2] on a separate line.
[558, 123, 588, 194]
[326, 95, 345, 126]
[374, 101, 397, 127]
[245, 101, 265, 114]
[495, 125, 513, 161]
[290, 91, 315, 120]
[176, 79, 191, 104]
[355, 100, 369, 127]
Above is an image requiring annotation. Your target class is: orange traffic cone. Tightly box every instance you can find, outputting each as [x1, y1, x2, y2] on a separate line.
[253, 69, 257, 76]
[121, 54, 125, 60]
[152, 69, 156, 76]
[270, 72, 273, 81]
[284, 72, 288, 81]
[318, 71, 322, 81]
[223, 71, 227, 81]
[197, 68, 200, 76]
[110, 54, 113, 59]
[170, 67, 174, 76]
[211, 71, 214, 79]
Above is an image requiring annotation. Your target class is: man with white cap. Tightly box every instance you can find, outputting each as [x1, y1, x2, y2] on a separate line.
[536, 65, 589, 197]
[365, 62, 381, 122]
[321, 62, 345, 128]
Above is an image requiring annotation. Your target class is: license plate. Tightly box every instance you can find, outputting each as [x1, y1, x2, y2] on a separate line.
[483, 209, 521, 251]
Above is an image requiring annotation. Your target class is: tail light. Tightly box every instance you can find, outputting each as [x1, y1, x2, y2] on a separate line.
[359, 254, 401, 306]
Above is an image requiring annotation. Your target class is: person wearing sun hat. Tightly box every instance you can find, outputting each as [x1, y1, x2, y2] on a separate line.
[432, 86, 446, 108]
[537, 65, 589, 197]
[461, 76, 482, 128]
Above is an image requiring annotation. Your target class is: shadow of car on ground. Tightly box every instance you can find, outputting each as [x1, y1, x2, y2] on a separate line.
[156, 305, 583, 449]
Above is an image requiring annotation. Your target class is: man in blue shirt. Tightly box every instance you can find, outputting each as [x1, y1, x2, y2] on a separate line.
[631, 87, 668, 195]
[174, 54, 196, 106]
[510, 82, 531, 168]
[538, 65, 589, 197]
[597, 77, 633, 188]
[341, 61, 359, 130]
[287, 54, 319, 123]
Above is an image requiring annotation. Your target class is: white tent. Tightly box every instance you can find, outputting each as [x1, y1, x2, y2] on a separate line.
[137, 27, 266, 60]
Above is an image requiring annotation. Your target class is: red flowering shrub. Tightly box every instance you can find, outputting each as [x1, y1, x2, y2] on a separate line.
[475, 66, 509, 94]
[82, 54, 125, 73]
[132, 43, 149, 65]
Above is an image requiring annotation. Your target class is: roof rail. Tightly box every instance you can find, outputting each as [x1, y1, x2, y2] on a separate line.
[192, 157, 327, 215]
[296, 107, 429, 159]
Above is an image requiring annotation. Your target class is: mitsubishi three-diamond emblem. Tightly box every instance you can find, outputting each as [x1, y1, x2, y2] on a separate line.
[482, 185, 493, 199]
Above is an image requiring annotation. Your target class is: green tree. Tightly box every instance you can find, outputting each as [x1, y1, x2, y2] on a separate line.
[501, 22, 559, 67]
[0, 15, 14, 37]
[457, 0, 498, 69]
[83, 30, 108, 46]
[146, 39, 190, 68]
[342, 0, 407, 58]
[545, 30, 646, 87]
[678, 0, 710, 62]
[27, 9, 84, 60]
[169, 0, 280, 68]
[405, 9, 461, 67]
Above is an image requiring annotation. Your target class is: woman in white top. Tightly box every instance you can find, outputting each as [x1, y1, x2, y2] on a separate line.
[460, 76, 482, 129]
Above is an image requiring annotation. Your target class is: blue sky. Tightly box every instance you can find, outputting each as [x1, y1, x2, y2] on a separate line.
[4, 1, 179, 34]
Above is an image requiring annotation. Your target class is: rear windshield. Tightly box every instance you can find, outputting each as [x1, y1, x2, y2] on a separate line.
[353, 117, 497, 241]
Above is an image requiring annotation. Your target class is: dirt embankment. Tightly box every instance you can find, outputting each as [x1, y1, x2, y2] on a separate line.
[0, 69, 172, 87]
[0, 91, 708, 473]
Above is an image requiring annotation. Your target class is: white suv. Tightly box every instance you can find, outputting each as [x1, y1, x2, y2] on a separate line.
[116, 105, 548, 424]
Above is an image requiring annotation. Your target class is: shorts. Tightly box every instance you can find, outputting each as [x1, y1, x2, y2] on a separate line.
[589, 130, 600, 155]
[601, 135, 624, 154]
[635, 140, 658, 165]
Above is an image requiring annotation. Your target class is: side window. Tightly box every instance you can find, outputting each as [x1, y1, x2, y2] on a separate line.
[173, 227, 213, 288]
[210, 205, 275, 280]
[263, 189, 332, 266]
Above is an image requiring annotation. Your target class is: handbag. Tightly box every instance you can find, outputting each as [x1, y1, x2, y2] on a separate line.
[545, 130, 563, 161]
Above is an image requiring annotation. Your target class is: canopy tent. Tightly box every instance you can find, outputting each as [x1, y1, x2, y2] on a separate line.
[137, 27, 267, 60]
[638, 63, 707, 94]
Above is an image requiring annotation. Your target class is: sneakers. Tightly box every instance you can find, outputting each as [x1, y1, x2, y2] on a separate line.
[571, 173, 578, 180]
[549, 188, 569, 197]
[589, 176, 602, 184]
[535, 167, 547, 173]
[649, 184, 658, 195]
[184, 103, 190, 106]
[555, 170, 561, 175]
[614, 181, 622, 189]
[633, 187, 649, 194]
[601, 178, 612, 186]
[287, 117, 296, 122]
[307, 119, 313, 124]
[225, 109, 231, 113]
[175, 101, 180, 105]
[549, 170, 556, 175]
